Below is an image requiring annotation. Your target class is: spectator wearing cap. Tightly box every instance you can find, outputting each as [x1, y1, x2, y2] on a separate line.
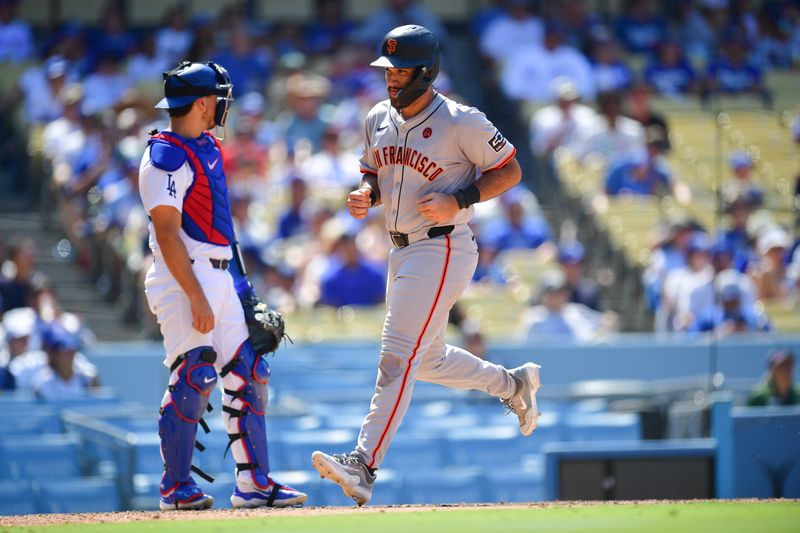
[643, 40, 699, 97]
[660, 232, 714, 332]
[481, 186, 551, 255]
[18, 55, 72, 125]
[684, 268, 766, 333]
[530, 77, 600, 159]
[604, 127, 685, 199]
[558, 242, 600, 311]
[87, 5, 134, 67]
[479, 0, 544, 64]
[0, 306, 37, 389]
[29, 321, 99, 400]
[516, 268, 615, 342]
[500, 21, 595, 104]
[42, 83, 84, 165]
[750, 226, 793, 302]
[0, 0, 33, 63]
[643, 216, 703, 312]
[748, 349, 799, 406]
[580, 91, 644, 164]
[721, 151, 763, 208]
[318, 232, 386, 308]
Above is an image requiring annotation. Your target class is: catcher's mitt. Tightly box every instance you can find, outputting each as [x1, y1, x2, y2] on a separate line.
[241, 296, 289, 355]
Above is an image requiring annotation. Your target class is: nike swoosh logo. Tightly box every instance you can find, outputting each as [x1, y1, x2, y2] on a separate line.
[203, 377, 215, 384]
[208, 157, 219, 170]
[377, 125, 388, 131]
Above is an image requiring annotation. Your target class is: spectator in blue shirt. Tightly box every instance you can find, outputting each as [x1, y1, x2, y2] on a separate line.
[689, 269, 771, 334]
[319, 232, 385, 308]
[613, 0, 667, 54]
[589, 33, 633, 93]
[605, 129, 673, 197]
[482, 187, 551, 254]
[644, 40, 699, 96]
[717, 190, 760, 273]
[213, 29, 272, 97]
[277, 176, 310, 240]
[706, 34, 769, 103]
[305, 0, 354, 55]
[558, 241, 601, 311]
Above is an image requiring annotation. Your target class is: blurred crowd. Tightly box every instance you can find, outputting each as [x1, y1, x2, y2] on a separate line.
[0, 0, 798, 346]
[0, 237, 99, 398]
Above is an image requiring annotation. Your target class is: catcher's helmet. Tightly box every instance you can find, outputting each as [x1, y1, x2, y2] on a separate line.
[371, 25, 440, 109]
[156, 61, 234, 127]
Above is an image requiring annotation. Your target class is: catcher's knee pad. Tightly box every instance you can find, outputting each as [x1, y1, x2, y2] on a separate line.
[220, 339, 272, 487]
[159, 346, 217, 494]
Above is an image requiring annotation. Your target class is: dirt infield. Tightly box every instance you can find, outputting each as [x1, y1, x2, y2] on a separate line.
[0, 500, 787, 528]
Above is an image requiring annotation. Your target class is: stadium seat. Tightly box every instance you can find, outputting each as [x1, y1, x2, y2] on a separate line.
[0, 434, 80, 480]
[380, 434, 446, 473]
[276, 429, 356, 471]
[482, 465, 545, 503]
[36, 477, 122, 514]
[565, 412, 641, 442]
[0, 407, 61, 435]
[0, 480, 36, 515]
[401, 468, 485, 504]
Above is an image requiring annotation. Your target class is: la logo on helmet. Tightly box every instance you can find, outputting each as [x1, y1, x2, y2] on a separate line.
[387, 39, 397, 54]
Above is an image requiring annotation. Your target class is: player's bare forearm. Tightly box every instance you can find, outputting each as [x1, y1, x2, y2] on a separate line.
[361, 172, 382, 206]
[475, 157, 522, 201]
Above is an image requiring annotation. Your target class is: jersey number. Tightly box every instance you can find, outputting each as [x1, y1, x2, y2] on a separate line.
[166, 173, 177, 198]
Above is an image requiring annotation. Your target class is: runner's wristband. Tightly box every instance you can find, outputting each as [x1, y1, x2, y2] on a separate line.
[368, 188, 377, 206]
[453, 185, 481, 209]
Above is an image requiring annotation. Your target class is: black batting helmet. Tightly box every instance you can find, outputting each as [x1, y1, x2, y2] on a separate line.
[370, 25, 440, 109]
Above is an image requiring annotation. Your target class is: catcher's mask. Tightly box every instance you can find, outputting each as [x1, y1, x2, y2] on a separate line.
[156, 61, 234, 131]
[370, 25, 440, 110]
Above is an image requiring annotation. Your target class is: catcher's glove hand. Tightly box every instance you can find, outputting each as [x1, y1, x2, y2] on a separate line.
[242, 296, 290, 355]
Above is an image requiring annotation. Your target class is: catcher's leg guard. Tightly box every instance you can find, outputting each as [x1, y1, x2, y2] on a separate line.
[220, 340, 307, 507]
[220, 340, 271, 486]
[159, 346, 217, 508]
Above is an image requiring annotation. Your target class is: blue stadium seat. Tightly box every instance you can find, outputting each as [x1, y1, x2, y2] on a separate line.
[565, 412, 641, 442]
[444, 426, 526, 469]
[131, 432, 164, 474]
[277, 429, 356, 471]
[380, 434, 446, 473]
[482, 465, 545, 503]
[0, 480, 36, 515]
[36, 477, 122, 513]
[400, 468, 485, 504]
[0, 434, 80, 480]
[0, 407, 61, 435]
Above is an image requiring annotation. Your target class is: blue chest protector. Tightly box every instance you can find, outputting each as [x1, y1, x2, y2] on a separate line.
[148, 131, 235, 246]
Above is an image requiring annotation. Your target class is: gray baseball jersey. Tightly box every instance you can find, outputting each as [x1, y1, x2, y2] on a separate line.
[359, 92, 518, 236]
[354, 92, 518, 469]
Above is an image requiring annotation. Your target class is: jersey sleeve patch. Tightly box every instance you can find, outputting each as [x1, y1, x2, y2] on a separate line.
[487, 130, 507, 152]
[149, 140, 187, 172]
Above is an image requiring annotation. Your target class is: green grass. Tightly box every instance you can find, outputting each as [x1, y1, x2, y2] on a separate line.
[5, 502, 800, 533]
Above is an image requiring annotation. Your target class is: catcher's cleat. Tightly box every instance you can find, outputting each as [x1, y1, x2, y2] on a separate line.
[159, 480, 214, 511]
[501, 363, 541, 436]
[230, 478, 308, 508]
[311, 451, 375, 506]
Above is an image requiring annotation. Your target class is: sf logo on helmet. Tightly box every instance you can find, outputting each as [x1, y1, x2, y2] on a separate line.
[387, 39, 397, 54]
